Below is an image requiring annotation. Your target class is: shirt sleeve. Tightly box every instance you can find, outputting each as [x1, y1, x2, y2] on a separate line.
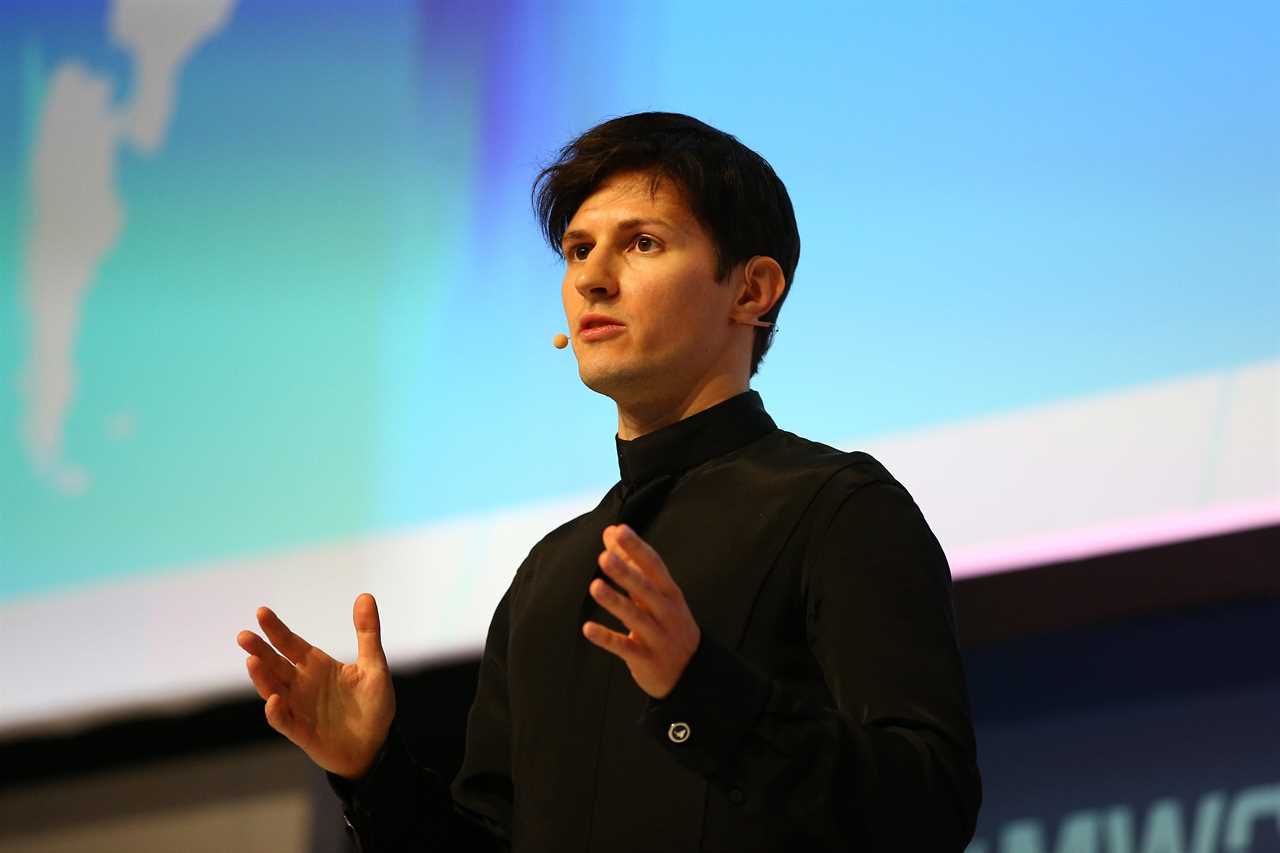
[325, 586, 518, 852]
[640, 478, 982, 850]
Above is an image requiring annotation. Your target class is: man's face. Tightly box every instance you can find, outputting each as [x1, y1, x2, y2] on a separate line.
[560, 170, 739, 405]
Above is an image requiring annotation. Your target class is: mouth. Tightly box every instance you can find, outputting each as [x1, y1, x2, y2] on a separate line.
[578, 322, 627, 343]
[578, 313, 624, 332]
[578, 314, 626, 342]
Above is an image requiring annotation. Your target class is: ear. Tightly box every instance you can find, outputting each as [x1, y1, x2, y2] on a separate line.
[729, 256, 787, 327]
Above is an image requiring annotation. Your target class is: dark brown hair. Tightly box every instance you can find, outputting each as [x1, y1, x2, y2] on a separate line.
[533, 112, 800, 376]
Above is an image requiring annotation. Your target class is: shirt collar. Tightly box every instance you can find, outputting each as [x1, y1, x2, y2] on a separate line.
[614, 389, 777, 490]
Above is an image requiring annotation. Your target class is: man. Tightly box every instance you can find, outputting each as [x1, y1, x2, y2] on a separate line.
[236, 112, 982, 851]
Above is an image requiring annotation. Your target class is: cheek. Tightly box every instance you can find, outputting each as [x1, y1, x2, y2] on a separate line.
[632, 282, 687, 338]
[561, 275, 576, 317]
[639, 288, 721, 360]
[663, 271, 725, 323]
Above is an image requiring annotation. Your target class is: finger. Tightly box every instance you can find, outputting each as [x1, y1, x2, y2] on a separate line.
[352, 593, 388, 668]
[264, 693, 299, 742]
[237, 630, 295, 683]
[597, 547, 656, 603]
[582, 620, 642, 661]
[246, 655, 289, 702]
[256, 607, 313, 665]
[589, 578, 658, 636]
[610, 525, 675, 590]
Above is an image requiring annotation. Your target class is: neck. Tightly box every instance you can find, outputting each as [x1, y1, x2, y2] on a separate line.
[614, 373, 749, 440]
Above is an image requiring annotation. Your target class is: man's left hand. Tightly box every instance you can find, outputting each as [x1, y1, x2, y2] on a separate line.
[583, 523, 701, 699]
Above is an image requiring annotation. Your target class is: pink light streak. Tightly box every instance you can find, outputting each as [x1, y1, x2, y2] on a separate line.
[948, 498, 1280, 579]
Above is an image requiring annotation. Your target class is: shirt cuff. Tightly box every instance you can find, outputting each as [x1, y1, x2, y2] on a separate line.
[325, 719, 429, 839]
[639, 632, 772, 782]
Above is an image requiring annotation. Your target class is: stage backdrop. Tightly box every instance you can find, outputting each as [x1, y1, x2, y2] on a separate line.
[1, 0, 1276, 734]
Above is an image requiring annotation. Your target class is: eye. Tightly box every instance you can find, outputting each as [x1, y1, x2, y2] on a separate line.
[633, 235, 659, 253]
[568, 243, 592, 261]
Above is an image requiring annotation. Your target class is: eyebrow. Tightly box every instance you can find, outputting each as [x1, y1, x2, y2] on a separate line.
[561, 218, 677, 248]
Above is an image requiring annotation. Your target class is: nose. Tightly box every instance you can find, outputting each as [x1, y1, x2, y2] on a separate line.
[571, 250, 619, 301]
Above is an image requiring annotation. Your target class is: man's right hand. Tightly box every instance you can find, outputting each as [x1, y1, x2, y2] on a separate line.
[236, 593, 395, 781]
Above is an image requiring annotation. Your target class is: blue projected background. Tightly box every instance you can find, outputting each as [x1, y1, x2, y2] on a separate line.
[0, 0, 1276, 734]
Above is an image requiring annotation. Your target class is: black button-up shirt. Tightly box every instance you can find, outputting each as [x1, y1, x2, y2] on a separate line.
[332, 390, 982, 851]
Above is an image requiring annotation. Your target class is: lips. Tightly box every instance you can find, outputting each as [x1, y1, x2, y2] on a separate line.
[578, 313, 624, 332]
[577, 313, 626, 342]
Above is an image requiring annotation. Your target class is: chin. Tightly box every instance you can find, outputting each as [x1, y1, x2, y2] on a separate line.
[578, 358, 655, 400]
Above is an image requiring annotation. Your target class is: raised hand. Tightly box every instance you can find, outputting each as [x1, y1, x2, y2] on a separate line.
[235, 593, 395, 780]
[583, 524, 701, 699]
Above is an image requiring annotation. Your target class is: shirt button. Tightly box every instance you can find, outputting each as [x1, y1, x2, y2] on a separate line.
[667, 721, 691, 743]
[729, 788, 745, 805]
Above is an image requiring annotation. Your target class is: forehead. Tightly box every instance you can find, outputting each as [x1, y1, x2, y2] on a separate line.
[566, 170, 696, 232]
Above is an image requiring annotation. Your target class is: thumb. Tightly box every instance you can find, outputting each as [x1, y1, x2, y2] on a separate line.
[353, 593, 388, 667]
